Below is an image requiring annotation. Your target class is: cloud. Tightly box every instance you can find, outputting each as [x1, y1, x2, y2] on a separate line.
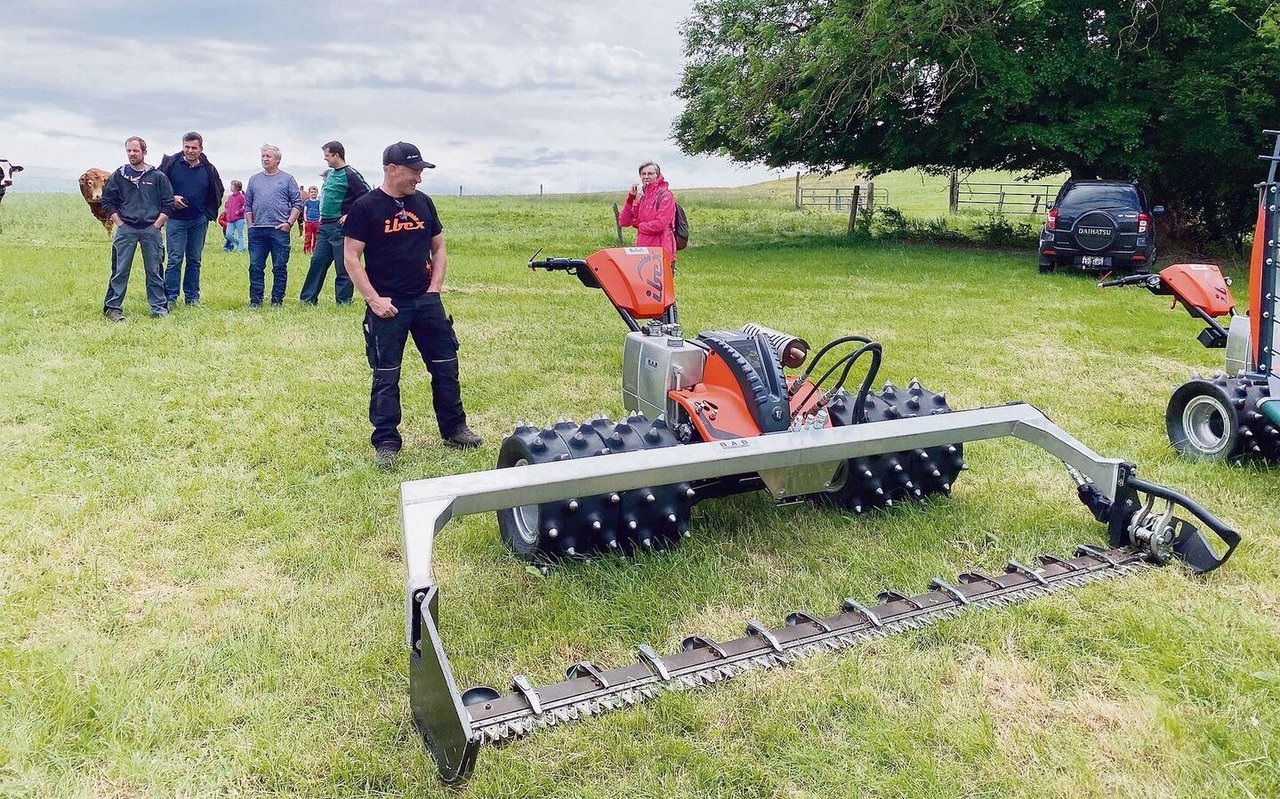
[0, 1, 777, 195]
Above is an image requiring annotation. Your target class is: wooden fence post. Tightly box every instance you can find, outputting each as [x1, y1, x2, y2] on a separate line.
[612, 203, 624, 244]
[866, 181, 875, 211]
[949, 170, 959, 214]
[847, 186, 861, 234]
[795, 172, 801, 209]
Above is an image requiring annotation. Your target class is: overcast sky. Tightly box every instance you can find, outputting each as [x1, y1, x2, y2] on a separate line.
[0, 0, 783, 195]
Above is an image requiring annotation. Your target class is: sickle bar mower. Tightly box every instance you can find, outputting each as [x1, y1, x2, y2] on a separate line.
[1101, 129, 1280, 461]
[401, 247, 1239, 783]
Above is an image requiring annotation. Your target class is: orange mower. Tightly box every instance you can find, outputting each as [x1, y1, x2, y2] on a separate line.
[399, 246, 1239, 782]
[1101, 129, 1280, 461]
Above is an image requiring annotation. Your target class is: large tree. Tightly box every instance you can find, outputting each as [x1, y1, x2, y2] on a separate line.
[675, 0, 1280, 244]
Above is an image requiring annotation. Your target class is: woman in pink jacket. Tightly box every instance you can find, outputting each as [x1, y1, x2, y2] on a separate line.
[618, 160, 676, 265]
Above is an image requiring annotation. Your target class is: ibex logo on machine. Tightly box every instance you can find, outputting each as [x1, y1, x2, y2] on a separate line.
[627, 249, 663, 301]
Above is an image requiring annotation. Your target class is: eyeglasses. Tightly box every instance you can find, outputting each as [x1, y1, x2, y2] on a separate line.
[394, 199, 409, 221]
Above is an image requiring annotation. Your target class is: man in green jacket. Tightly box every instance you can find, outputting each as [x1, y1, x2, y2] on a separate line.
[300, 140, 369, 305]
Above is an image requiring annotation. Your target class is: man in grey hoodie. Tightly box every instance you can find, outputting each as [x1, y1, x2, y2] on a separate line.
[100, 136, 175, 321]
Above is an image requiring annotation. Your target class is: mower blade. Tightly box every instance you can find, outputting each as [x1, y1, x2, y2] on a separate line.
[465, 546, 1149, 746]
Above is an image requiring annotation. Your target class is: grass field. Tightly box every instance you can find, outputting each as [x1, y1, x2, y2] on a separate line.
[1, 190, 1277, 798]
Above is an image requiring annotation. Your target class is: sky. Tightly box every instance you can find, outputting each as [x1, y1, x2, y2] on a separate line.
[0, 0, 784, 195]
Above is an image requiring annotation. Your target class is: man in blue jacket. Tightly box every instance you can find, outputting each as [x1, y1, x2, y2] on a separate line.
[100, 136, 175, 321]
[159, 132, 224, 307]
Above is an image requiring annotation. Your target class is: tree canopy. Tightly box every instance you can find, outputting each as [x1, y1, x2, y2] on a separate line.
[675, 0, 1280, 244]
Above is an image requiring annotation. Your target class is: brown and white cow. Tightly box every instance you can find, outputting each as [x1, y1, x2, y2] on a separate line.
[0, 159, 23, 232]
[79, 168, 114, 236]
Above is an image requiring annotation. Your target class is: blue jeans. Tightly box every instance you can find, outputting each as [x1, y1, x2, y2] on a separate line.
[299, 222, 353, 304]
[224, 218, 246, 252]
[363, 294, 467, 449]
[164, 217, 209, 304]
[247, 227, 291, 305]
[105, 224, 167, 314]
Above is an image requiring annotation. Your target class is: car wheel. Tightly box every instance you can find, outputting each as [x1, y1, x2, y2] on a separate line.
[1037, 259, 1054, 274]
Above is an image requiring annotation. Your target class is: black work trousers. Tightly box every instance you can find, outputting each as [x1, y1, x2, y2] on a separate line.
[363, 293, 467, 450]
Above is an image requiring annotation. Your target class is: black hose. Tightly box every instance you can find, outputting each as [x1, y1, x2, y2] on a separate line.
[792, 342, 882, 422]
[795, 335, 874, 386]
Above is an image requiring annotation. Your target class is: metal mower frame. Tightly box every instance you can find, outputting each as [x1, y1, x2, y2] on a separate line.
[402, 403, 1237, 782]
[385, 198, 1250, 781]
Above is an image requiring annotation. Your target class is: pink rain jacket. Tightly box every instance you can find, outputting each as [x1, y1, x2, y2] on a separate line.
[619, 178, 676, 262]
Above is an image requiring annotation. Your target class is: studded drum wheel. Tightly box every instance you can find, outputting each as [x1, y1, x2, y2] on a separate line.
[1166, 374, 1280, 462]
[812, 379, 965, 513]
[495, 414, 696, 561]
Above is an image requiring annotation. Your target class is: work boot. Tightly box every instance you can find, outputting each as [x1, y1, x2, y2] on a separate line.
[374, 445, 400, 469]
[103, 308, 125, 322]
[442, 425, 483, 450]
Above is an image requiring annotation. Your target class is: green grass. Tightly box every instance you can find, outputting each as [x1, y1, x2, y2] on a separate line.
[1, 192, 1277, 798]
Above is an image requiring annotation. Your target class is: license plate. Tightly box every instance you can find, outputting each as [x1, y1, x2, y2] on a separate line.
[1080, 255, 1106, 267]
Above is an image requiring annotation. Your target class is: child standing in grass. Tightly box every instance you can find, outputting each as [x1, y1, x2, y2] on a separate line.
[302, 185, 320, 254]
[223, 180, 246, 252]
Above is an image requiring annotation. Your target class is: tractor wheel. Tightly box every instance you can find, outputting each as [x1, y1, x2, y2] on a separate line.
[496, 423, 574, 560]
[495, 414, 695, 561]
[811, 379, 964, 513]
[1165, 378, 1241, 461]
[1166, 374, 1280, 462]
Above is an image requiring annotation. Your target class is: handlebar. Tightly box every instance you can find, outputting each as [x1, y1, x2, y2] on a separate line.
[1098, 273, 1161, 289]
[529, 257, 589, 272]
[1124, 475, 1240, 574]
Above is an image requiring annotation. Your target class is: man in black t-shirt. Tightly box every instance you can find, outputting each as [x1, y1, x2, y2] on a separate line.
[343, 141, 482, 468]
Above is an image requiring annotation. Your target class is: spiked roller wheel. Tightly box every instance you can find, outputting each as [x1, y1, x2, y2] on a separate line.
[495, 414, 694, 561]
[1166, 374, 1280, 461]
[814, 379, 965, 513]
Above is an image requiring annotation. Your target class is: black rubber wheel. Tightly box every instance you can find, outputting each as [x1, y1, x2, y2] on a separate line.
[1166, 374, 1280, 462]
[811, 380, 964, 513]
[495, 414, 696, 561]
[495, 423, 574, 560]
[1165, 379, 1241, 461]
[1037, 259, 1055, 274]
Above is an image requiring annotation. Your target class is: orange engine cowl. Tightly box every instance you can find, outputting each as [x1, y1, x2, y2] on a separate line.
[1159, 263, 1234, 318]
[583, 247, 674, 321]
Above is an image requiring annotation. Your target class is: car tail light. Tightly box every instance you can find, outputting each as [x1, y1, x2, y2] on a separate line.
[1132, 253, 1147, 261]
[1046, 208, 1059, 231]
[1137, 211, 1150, 234]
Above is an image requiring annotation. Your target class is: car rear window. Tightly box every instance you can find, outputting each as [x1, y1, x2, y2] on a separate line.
[1057, 184, 1141, 213]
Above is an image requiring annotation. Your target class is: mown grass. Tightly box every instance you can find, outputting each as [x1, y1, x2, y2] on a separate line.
[0, 191, 1277, 798]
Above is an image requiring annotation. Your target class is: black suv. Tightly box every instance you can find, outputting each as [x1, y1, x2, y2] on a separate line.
[1038, 180, 1162, 274]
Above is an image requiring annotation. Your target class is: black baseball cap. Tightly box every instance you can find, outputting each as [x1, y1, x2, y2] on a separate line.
[383, 142, 435, 169]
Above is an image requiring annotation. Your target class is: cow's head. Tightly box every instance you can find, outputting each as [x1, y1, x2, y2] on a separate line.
[79, 168, 110, 204]
[0, 160, 20, 189]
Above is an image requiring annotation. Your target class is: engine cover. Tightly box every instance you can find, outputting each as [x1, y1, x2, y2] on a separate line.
[623, 331, 705, 422]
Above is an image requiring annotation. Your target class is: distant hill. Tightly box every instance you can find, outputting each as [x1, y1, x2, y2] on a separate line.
[6, 162, 1066, 220]
[4, 165, 84, 193]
